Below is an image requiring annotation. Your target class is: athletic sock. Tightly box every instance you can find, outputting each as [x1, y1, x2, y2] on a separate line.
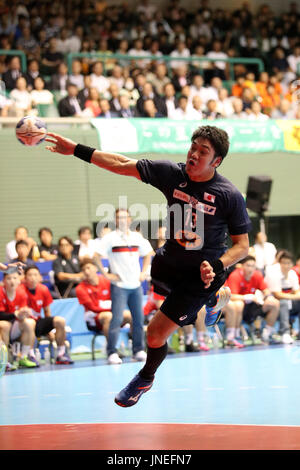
[21, 345, 30, 358]
[57, 345, 66, 357]
[139, 343, 168, 381]
[197, 331, 205, 343]
[226, 327, 235, 341]
[264, 324, 274, 338]
[235, 328, 240, 338]
[185, 332, 194, 345]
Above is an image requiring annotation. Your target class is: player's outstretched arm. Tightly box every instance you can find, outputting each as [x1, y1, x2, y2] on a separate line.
[45, 132, 141, 179]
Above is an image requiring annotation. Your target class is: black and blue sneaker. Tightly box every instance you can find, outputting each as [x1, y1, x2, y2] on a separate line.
[205, 286, 231, 327]
[115, 373, 154, 407]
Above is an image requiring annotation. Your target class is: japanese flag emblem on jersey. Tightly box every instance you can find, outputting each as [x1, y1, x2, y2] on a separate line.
[204, 192, 216, 203]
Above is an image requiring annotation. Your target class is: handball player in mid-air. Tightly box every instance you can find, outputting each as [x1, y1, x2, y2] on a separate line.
[45, 125, 251, 407]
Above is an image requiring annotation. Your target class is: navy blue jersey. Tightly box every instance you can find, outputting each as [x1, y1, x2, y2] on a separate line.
[136, 159, 252, 266]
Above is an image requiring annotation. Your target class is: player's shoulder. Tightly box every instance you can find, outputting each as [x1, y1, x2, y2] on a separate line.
[215, 172, 241, 195]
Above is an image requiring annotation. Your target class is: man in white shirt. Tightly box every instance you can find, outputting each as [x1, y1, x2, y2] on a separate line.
[170, 94, 201, 120]
[169, 41, 190, 70]
[253, 232, 277, 274]
[265, 250, 300, 344]
[89, 61, 110, 95]
[95, 208, 153, 364]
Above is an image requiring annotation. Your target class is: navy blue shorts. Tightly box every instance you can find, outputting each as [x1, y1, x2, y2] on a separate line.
[150, 251, 226, 326]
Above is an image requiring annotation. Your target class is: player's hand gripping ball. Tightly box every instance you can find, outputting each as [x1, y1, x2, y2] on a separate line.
[16, 115, 47, 146]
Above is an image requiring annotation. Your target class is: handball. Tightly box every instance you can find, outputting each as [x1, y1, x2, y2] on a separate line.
[16, 115, 47, 146]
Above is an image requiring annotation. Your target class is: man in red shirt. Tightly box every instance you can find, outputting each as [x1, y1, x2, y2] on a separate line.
[21, 265, 73, 365]
[0, 267, 37, 370]
[224, 255, 280, 344]
[76, 258, 131, 343]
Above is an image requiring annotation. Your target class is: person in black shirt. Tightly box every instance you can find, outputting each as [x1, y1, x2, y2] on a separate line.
[44, 125, 251, 407]
[38, 227, 58, 261]
[52, 237, 83, 298]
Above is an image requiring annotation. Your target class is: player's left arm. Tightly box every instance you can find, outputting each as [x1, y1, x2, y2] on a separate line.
[200, 233, 249, 289]
[44, 305, 51, 317]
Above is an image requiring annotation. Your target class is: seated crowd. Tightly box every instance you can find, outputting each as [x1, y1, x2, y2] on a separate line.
[1, 222, 300, 374]
[1, 1, 300, 119]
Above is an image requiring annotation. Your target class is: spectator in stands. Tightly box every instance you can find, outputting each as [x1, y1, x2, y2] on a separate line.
[256, 71, 269, 101]
[271, 98, 294, 119]
[271, 47, 290, 74]
[253, 232, 277, 275]
[231, 75, 246, 98]
[205, 39, 228, 81]
[78, 75, 92, 105]
[98, 98, 119, 118]
[287, 44, 300, 76]
[0, 268, 37, 370]
[118, 93, 138, 117]
[9, 76, 33, 117]
[76, 258, 131, 344]
[52, 236, 83, 298]
[191, 95, 204, 118]
[49, 62, 69, 95]
[203, 99, 222, 119]
[170, 94, 199, 120]
[0, 93, 13, 117]
[30, 77, 54, 106]
[6, 226, 37, 263]
[16, 25, 40, 59]
[141, 98, 163, 117]
[38, 227, 58, 261]
[108, 83, 122, 114]
[41, 37, 64, 75]
[58, 83, 85, 117]
[189, 12, 212, 42]
[171, 64, 190, 94]
[94, 208, 153, 365]
[248, 100, 269, 120]
[84, 87, 102, 117]
[89, 61, 110, 95]
[260, 84, 281, 115]
[21, 265, 73, 365]
[23, 59, 41, 91]
[128, 38, 149, 69]
[216, 88, 234, 117]
[136, 81, 167, 117]
[293, 255, 300, 284]
[147, 63, 170, 96]
[169, 40, 190, 70]
[69, 59, 85, 90]
[189, 74, 207, 104]
[108, 64, 125, 90]
[2, 56, 22, 91]
[162, 82, 178, 118]
[224, 256, 280, 346]
[74, 226, 97, 261]
[265, 251, 300, 344]
[241, 86, 255, 112]
[11, 240, 35, 269]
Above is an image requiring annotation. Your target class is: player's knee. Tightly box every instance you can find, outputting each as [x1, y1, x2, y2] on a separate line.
[146, 324, 167, 348]
[54, 316, 65, 328]
[23, 318, 36, 330]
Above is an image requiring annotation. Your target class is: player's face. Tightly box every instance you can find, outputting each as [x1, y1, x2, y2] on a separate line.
[186, 138, 222, 181]
[25, 269, 40, 288]
[4, 273, 20, 290]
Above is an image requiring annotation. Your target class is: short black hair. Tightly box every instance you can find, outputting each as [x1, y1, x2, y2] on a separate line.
[58, 236, 74, 247]
[24, 265, 40, 275]
[15, 240, 28, 248]
[39, 227, 53, 238]
[78, 226, 92, 236]
[240, 255, 256, 264]
[278, 250, 294, 263]
[191, 125, 230, 160]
